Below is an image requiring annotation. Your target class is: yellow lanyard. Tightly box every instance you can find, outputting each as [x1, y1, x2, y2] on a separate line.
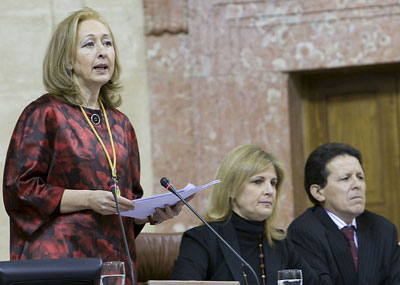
[80, 100, 117, 181]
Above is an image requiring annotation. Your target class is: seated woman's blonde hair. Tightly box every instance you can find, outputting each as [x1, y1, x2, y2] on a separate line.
[205, 144, 286, 246]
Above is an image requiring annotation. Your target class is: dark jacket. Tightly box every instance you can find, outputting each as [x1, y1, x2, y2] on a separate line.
[172, 217, 330, 284]
[288, 206, 400, 285]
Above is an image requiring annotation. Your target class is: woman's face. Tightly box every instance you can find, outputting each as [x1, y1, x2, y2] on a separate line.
[72, 19, 115, 94]
[232, 165, 278, 221]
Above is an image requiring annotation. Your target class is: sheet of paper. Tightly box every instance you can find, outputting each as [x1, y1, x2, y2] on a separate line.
[120, 180, 220, 219]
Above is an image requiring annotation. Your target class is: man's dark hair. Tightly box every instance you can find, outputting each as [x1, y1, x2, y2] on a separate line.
[304, 142, 362, 205]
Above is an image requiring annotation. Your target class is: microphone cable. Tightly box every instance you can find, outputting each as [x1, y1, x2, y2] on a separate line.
[109, 179, 135, 285]
[160, 177, 260, 285]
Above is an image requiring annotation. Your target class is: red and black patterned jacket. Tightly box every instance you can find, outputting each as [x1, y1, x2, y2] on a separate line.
[3, 94, 144, 284]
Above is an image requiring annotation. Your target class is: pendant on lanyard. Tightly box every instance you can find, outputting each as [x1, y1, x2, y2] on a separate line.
[80, 100, 119, 195]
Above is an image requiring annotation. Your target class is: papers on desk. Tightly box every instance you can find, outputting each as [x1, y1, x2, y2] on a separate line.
[120, 180, 220, 219]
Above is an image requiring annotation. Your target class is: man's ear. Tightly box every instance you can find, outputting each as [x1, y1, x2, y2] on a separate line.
[310, 184, 325, 202]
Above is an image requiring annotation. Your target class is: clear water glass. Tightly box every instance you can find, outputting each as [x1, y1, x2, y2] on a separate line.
[277, 269, 302, 285]
[100, 261, 125, 285]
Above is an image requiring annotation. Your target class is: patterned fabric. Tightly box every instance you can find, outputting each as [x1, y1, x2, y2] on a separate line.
[3, 94, 143, 284]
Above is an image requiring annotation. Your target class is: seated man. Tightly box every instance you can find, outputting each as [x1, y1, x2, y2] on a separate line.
[288, 142, 400, 284]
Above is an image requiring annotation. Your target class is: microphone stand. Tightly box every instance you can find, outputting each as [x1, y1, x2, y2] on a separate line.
[110, 179, 135, 285]
[160, 178, 260, 285]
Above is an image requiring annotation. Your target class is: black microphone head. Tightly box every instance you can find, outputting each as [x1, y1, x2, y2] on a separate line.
[160, 177, 177, 192]
[160, 177, 171, 188]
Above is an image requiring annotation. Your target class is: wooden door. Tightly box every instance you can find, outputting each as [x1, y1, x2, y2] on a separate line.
[292, 70, 400, 230]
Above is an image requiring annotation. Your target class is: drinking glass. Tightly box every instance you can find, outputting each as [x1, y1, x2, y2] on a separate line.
[277, 269, 302, 285]
[100, 261, 125, 285]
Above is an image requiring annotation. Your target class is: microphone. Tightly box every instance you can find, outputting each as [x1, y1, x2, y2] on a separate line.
[109, 178, 135, 284]
[160, 177, 260, 285]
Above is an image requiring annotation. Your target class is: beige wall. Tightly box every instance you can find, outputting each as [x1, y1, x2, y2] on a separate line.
[0, 0, 152, 261]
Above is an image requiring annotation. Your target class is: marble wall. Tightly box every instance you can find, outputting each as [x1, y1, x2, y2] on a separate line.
[145, 0, 400, 232]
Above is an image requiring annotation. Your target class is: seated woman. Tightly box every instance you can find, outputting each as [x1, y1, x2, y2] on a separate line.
[171, 144, 330, 285]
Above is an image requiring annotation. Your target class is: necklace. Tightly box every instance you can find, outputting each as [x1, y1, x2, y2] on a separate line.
[242, 233, 266, 285]
[80, 100, 119, 195]
[90, 113, 101, 125]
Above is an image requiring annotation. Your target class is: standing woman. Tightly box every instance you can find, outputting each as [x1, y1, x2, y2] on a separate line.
[171, 144, 329, 284]
[3, 8, 180, 285]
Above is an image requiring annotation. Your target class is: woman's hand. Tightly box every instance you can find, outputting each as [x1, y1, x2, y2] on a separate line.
[60, 189, 135, 215]
[135, 194, 195, 225]
[88, 190, 135, 215]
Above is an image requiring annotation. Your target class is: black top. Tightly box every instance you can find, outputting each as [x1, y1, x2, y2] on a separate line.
[232, 212, 264, 282]
[172, 213, 331, 285]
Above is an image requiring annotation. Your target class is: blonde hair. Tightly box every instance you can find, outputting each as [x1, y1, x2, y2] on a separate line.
[205, 144, 286, 246]
[43, 7, 122, 107]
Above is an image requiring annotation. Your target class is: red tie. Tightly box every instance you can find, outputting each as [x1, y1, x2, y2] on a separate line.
[341, 226, 358, 271]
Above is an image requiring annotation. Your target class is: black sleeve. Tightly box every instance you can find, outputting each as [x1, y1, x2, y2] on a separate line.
[171, 227, 212, 280]
[390, 225, 400, 283]
[286, 227, 333, 284]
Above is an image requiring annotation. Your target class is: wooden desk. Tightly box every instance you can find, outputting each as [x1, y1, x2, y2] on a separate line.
[147, 281, 240, 285]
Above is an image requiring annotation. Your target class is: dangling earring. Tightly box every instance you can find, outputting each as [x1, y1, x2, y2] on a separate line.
[65, 64, 73, 77]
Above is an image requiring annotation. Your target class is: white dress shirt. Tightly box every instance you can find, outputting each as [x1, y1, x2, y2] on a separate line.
[325, 208, 359, 248]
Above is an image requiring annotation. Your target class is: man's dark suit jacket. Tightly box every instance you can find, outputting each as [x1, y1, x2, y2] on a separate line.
[171, 218, 329, 285]
[287, 206, 400, 284]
